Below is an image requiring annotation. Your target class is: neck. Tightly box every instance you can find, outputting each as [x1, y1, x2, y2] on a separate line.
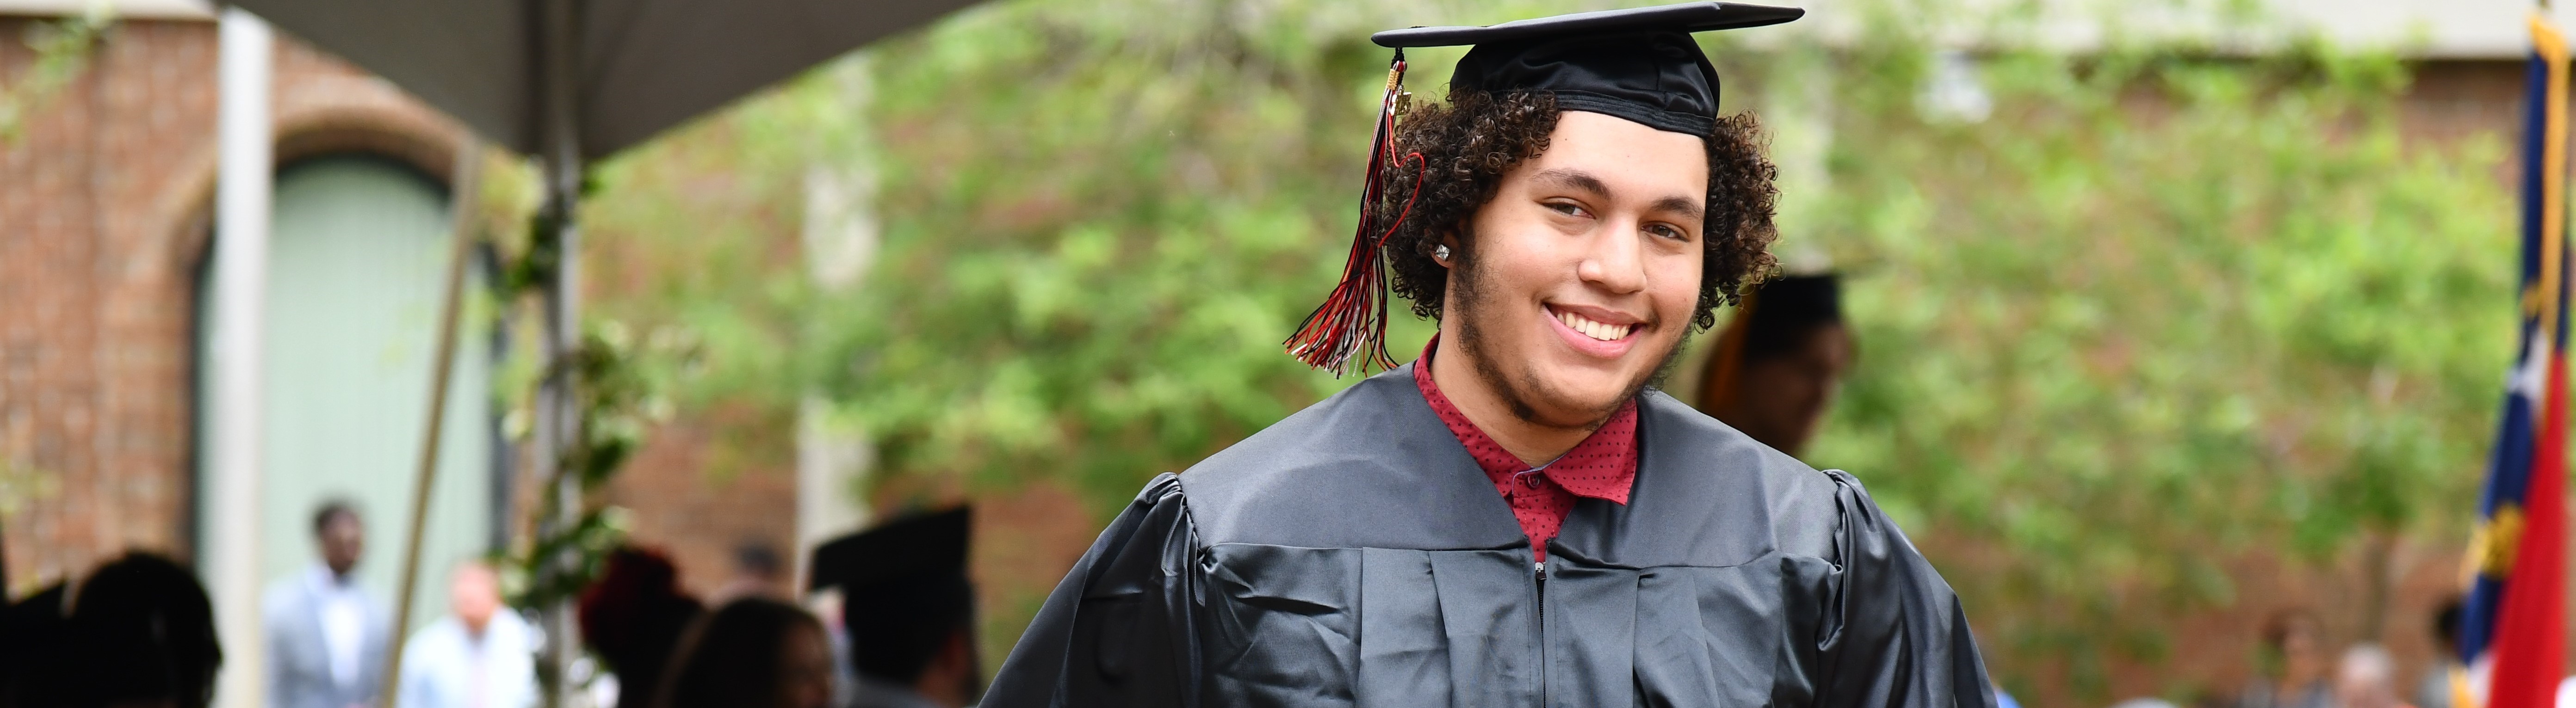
[910, 669, 968, 708]
[1429, 334, 1601, 467]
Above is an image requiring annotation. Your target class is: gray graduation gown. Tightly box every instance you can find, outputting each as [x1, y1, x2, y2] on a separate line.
[984, 363, 1995, 708]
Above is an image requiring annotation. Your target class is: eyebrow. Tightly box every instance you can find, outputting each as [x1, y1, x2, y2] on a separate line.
[1650, 195, 1705, 220]
[1532, 168, 1611, 198]
[1532, 167, 1706, 221]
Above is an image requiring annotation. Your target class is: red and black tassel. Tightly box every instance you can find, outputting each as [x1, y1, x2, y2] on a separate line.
[1286, 50, 1428, 376]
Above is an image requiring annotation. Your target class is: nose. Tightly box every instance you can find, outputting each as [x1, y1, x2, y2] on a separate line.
[1575, 217, 1648, 295]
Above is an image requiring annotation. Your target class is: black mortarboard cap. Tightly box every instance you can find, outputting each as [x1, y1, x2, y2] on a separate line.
[1286, 3, 1801, 376]
[1373, 2, 1803, 135]
[1746, 273, 1842, 334]
[807, 506, 969, 593]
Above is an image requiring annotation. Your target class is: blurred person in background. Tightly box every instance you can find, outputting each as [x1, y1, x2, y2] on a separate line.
[394, 561, 534, 708]
[1, 581, 71, 708]
[710, 540, 786, 604]
[2239, 609, 2332, 708]
[576, 547, 703, 708]
[1695, 272, 1854, 458]
[654, 598, 835, 708]
[27, 552, 226, 708]
[2415, 599, 2463, 708]
[809, 509, 979, 708]
[2333, 645, 2409, 708]
[266, 500, 390, 708]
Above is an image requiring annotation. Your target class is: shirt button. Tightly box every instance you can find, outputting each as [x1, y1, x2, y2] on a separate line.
[1521, 475, 1542, 488]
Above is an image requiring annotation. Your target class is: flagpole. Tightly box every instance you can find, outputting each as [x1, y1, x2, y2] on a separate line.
[2538, 0, 2556, 352]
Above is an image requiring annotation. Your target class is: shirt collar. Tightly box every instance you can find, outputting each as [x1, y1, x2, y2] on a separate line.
[307, 563, 357, 594]
[1412, 336, 1638, 505]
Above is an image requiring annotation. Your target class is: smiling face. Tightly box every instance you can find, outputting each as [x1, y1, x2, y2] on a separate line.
[1442, 111, 1710, 429]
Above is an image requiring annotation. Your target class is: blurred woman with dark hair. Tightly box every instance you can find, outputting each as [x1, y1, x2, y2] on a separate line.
[655, 598, 835, 708]
[578, 548, 703, 708]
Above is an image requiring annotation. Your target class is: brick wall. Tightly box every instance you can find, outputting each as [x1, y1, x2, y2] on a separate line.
[0, 12, 809, 607]
[4, 18, 220, 590]
[0, 17, 464, 591]
[596, 406, 802, 600]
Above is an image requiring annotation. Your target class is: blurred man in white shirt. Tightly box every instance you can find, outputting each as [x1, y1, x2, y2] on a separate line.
[397, 561, 536, 708]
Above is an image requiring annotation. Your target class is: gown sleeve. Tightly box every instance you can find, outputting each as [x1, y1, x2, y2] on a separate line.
[983, 473, 1203, 708]
[1812, 470, 1999, 708]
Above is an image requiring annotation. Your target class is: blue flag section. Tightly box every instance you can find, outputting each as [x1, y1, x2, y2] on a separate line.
[2458, 16, 2573, 708]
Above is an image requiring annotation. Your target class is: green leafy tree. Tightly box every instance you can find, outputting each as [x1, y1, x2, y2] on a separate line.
[1782, 27, 2512, 703]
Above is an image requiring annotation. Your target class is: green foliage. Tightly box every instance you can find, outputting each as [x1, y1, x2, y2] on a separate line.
[497, 320, 686, 606]
[805, 0, 1470, 509]
[1783, 25, 2514, 703]
[0, 10, 111, 144]
[487, 172, 699, 619]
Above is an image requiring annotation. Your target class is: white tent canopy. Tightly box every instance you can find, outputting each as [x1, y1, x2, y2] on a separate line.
[228, 0, 976, 159]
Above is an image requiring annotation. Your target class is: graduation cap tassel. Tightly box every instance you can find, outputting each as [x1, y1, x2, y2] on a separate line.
[1287, 50, 1425, 376]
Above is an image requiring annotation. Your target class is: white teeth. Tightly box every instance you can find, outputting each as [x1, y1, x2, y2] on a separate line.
[1556, 310, 1627, 342]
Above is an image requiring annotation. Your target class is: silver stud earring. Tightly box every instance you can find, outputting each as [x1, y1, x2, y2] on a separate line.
[1434, 244, 1451, 262]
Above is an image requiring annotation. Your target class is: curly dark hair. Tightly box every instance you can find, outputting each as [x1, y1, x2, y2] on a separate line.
[1379, 90, 1780, 332]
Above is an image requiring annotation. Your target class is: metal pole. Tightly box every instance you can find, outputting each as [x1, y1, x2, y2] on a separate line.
[378, 136, 483, 708]
[534, 0, 585, 704]
[209, 10, 273, 708]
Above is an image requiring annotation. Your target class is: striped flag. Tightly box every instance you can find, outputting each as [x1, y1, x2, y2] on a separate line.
[2459, 14, 2573, 708]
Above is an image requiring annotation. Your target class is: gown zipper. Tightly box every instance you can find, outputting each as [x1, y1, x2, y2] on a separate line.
[1535, 557, 1548, 707]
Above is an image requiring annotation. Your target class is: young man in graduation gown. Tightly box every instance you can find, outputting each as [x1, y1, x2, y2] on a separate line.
[985, 4, 1996, 707]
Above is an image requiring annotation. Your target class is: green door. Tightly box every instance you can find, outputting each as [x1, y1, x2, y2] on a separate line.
[195, 155, 496, 636]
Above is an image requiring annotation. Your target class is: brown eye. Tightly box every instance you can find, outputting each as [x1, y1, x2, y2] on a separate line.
[1546, 201, 1587, 217]
[1647, 224, 1687, 241]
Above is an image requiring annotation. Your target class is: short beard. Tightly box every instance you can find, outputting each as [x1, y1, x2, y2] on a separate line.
[1447, 244, 1685, 431]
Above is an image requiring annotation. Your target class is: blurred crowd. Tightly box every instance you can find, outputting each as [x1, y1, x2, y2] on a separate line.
[2078, 605, 2469, 708]
[0, 502, 978, 708]
[2229, 608, 2448, 708]
[0, 505, 2503, 708]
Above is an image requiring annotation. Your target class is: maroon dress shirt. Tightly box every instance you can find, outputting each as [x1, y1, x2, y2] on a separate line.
[1411, 338, 1639, 561]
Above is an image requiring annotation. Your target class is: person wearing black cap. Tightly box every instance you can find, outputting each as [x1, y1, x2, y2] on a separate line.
[808, 508, 980, 708]
[1697, 272, 1854, 457]
[986, 4, 1994, 707]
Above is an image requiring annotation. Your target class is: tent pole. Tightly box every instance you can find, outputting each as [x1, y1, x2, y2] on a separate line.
[534, 0, 585, 705]
[378, 135, 483, 708]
